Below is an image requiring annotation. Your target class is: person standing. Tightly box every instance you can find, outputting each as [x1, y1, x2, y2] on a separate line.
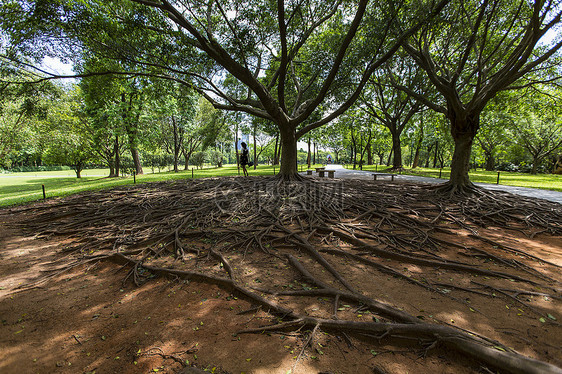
[240, 142, 249, 176]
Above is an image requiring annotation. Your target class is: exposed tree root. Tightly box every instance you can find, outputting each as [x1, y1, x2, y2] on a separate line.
[10, 176, 562, 373]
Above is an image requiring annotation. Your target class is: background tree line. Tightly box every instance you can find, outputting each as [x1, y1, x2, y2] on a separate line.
[1, 0, 561, 183]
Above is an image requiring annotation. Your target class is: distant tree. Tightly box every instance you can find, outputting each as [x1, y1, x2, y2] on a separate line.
[361, 57, 423, 169]
[191, 151, 206, 170]
[43, 87, 96, 178]
[507, 90, 562, 174]
[475, 96, 512, 171]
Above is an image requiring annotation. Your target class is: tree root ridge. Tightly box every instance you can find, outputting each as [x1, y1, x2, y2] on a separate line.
[16, 177, 562, 373]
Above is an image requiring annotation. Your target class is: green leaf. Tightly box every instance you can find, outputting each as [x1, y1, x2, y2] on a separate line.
[547, 314, 556, 321]
[539, 317, 546, 323]
[370, 350, 378, 356]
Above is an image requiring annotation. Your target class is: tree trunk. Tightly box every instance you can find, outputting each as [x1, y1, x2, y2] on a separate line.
[235, 123, 239, 172]
[253, 126, 257, 169]
[173, 119, 179, 173]
[273, 134, 279, 165]
[75, 161, 83, 178]
[307, 138, 311, 168]
[485, 153, 495, 171]
[275, 133, 282, 166]
[448, 112, 479, 187]
[386, 148, 393, 166]
[531, 158, 538, 175]
[367, 142, 373, 165]
[278, 127, 299, 178]
[131, 148, 143, 175]
[114, 136, 120, 177]
[433, 141, 439, 168]
[391, 129, 402, 169]
[313, 142, 317, 165]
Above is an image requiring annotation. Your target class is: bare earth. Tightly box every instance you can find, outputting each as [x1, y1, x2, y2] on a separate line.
[0, 177, 561, 374]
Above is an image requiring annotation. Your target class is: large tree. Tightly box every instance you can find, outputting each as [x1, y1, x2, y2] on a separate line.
[398, 0, 562, 192]
[1, 0, 449, 179]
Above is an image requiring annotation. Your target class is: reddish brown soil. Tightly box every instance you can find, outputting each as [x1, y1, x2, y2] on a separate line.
[1, 197, 561, 374]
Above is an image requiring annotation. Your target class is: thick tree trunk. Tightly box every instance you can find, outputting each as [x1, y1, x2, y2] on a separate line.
[448, 112, 479, 188]
[391, 129, 402, 169]
[433, 141, 439, 168]
[74, 162, 83, 178]
[531, 158, 538, 175]
[278, 127, 299, 178]
[367, 143, 373, 165]
[449, 134, 473, 186]
[131, 148, 144, 175]
[485, 153, 495, 171]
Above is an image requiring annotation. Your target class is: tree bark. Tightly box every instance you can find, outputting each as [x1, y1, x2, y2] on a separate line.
[531, 158, 538, 175]
[307, 137, 311, 168]
[114, 136, 120, 177]
[391, 128, 402, 169]
[313, 142, 317, 165]
[448, 112, 479, 187]
[273, 134, 279, 165]
[386, 148, 393, 166]
[253, 125, 257, 169]
[279, 127, 299, 178]
[131, 147, 143, 175]
[484, 153, 495, 171]
[173, 119, 180, 173]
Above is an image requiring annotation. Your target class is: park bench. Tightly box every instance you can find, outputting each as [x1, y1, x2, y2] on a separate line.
[315, 167, 325, 173]
[306, 169, 314, 175]
[372, 173, 397, 181]
[319, 170, 336, 178]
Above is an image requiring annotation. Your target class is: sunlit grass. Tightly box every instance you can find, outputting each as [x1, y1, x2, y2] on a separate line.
[0, 164, 282, 207]
[357, 165, 562, 192]
[2, 163, 560, 207]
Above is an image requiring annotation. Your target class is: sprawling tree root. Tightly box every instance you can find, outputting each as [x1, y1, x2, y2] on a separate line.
[10, 176, 562, 373]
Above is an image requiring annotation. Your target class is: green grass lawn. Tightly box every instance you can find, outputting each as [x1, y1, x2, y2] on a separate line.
[356, 165, 562, 192]
[0, 164, 285, 207]
[2, 163, 560, 207]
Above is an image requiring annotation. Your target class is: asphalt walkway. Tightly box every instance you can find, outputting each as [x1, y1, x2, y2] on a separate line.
[302, 164, 562, 205]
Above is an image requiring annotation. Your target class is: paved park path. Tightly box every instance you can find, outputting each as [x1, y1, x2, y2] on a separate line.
[302, 164, 562, 205]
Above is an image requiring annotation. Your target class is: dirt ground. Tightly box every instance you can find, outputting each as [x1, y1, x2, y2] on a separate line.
[0, 180, 561, 374]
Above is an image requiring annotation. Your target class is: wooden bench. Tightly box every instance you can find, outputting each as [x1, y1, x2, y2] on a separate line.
[373, 173, 397, 181]
[319, 170, 336, 178]
[306, 169, 314, 175]
[315, 167, 325, 173]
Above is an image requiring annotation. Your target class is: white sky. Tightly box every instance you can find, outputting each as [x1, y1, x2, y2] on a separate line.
[41, 56, 75, 76]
